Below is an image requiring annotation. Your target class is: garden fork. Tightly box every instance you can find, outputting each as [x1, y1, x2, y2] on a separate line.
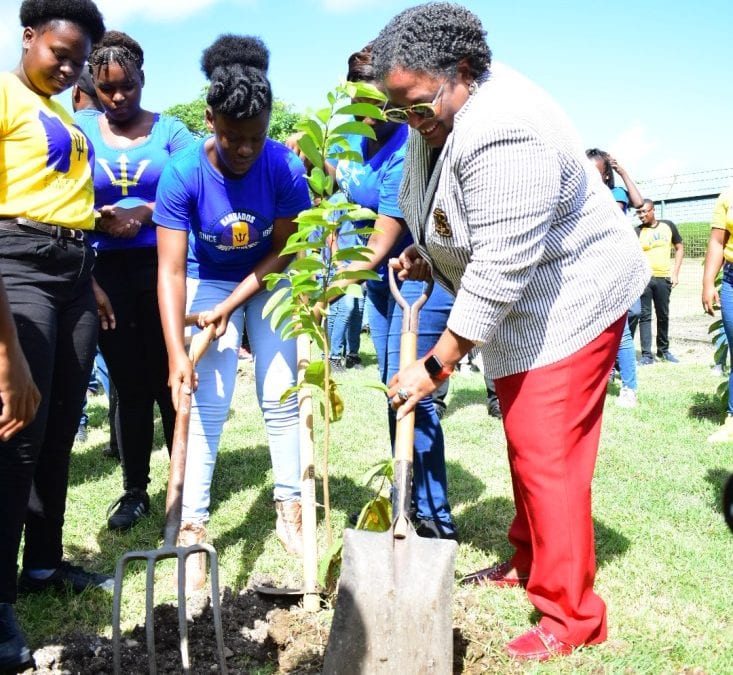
[112, 321, 228, 675]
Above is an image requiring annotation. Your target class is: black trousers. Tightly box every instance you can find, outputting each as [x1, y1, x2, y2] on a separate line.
[0, 231, 97, 602]
[638, 276, 672, 357]
[94, 247, 175, 492]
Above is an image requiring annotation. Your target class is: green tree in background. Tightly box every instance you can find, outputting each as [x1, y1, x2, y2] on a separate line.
[164, 87, 305, 142]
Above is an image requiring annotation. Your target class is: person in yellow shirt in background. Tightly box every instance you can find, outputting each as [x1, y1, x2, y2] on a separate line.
[633, 199, 684, 365]
[0, 1, 113, 670]
[702, 186, 733, 442]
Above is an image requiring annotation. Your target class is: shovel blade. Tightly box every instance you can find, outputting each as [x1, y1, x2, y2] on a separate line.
[323, 527, 457, 674]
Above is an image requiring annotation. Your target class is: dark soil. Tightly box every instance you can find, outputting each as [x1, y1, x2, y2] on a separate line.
[23, 584, 330, 675]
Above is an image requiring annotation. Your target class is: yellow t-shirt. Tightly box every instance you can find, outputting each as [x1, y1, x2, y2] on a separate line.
[0, 71, 95, 229]
[711, 186, 733, 264]
[637, 220, 681, 277]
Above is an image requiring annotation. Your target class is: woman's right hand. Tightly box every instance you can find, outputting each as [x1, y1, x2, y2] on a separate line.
[389, 244, 433, 281]
[168, 351, 196, 412]
[702, 282, 720, 316]
[96, 205, 142, 239]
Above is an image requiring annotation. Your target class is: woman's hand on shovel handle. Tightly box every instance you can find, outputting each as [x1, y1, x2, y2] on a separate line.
[388, 360, 438, 420]
[389, 245, 432, 282]
[197, 304, 231, 339]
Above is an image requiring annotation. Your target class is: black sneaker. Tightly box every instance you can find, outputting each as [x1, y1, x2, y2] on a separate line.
[107, 489, 150, 531]
[18, 562, 113, 594]
[487, 397, 502, 419]
[102, 444, 120, 461]
[344, 353, 363, 369]
[0, 603, 32, 672]
[415, 519, 459, 541]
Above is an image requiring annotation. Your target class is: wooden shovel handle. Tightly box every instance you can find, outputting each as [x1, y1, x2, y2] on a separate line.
[163, 322, 217, 546]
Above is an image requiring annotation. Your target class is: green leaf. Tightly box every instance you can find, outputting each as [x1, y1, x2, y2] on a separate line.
[279, 384, 301, 404]
[326, 91, 336, 106]
[297, 118, 324, 147]
[343, 283, 364, 298]
[355, 495, 392, 532]
[269, 300, 294, 332]
[261, 286, 290, 319]
[307, 166, 328, 196]
[714, 341, 728, 365]
[708, 319, 724, 333]
[317, 537, 343, 591]
[304, 360, 326, 388]
[363, 381, 389, 394]
[288, 256, 323, 273]
[361, 459, 393, 487]
[331, 120, 377, 140]
[330, 150, 364, 163]
[296, 133, 323, 170]
[350, 81, 387, 102]
[281, 240, 320, 256]
[315, 107, 331, 125]
[334, 102, 385, 120]
[332, 269, 380, 282]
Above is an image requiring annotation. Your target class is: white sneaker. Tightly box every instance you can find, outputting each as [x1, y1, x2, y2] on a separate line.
[707, 416, 733, 443]
[616, 386, 638, 409]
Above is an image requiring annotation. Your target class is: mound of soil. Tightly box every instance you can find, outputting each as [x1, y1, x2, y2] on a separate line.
[26, 584, 330, 674]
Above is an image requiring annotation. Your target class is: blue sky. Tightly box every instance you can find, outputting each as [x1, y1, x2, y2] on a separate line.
[1, 0, 731, 181]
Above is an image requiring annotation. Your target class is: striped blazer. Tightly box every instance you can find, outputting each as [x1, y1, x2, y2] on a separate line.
[399, 63, 650, 379]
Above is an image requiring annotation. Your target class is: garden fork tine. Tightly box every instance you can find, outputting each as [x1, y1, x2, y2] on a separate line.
[112, 322, 228, 675]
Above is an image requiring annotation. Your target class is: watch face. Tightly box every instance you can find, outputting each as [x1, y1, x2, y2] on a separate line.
[424, 355, 443, 377]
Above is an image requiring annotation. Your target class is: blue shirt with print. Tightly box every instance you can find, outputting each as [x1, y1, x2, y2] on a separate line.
[333, 125, 410, 272]
[75, 110, 194, 250]
[153, 139, 310, 282]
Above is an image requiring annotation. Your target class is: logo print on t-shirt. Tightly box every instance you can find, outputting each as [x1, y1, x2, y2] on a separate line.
[39, 110, 73, 173]
[97, 155, 151, 196]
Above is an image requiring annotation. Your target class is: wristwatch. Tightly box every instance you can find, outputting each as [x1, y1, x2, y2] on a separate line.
[423, 351, 453, 382]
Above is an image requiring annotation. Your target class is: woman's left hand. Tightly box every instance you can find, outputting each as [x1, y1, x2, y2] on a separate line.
[387, 359, 438, 419]
[91, 278, 116, 330]
[197, 304, 231, 338]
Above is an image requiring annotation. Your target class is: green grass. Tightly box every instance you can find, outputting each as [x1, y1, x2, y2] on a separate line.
[16, 340, 733, 673]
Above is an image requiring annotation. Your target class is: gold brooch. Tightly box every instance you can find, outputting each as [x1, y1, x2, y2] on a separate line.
[433, 208, 452, 237]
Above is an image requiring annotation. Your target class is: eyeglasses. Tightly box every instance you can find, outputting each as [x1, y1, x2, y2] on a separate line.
[383, 83, 445, 124]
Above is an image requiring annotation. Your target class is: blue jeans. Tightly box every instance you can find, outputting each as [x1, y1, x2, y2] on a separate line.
[616, 316, 637, 390]
[366, 276, 454, 528]
[328, 289, 364, 358]
[720, 266, 733, 413]
[182, 278, 300, 523]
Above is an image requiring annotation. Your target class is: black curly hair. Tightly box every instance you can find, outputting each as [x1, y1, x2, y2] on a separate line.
[586, 148, 615, 189]
[201, 34, 272, 119]
[88, 30, 143, 80]
[347, 43, 376, 84]
[19, 0, 105, 44]
[372, 2, 491, 81]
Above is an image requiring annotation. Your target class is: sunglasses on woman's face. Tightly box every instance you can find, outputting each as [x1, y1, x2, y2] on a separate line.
[383, 83, 445, 124]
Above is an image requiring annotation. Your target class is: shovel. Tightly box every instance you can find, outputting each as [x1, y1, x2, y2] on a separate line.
[322, 271, 458, 674]
[112, 322, 228, 675]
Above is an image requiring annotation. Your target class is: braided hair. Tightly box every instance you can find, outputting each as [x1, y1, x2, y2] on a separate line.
[372, 2, 491, 81]
[201, 35, 272, 119]
[347, 43, 376, 84]
[19, 0, 105, 44]
[88, 30, 143, 80]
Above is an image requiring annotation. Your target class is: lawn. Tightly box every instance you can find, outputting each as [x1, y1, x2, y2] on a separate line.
[14, 275, 733, 673]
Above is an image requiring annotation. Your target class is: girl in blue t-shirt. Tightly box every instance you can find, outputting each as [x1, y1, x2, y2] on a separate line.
[77, 31, 195, 532]
[155, 35, 311, 588]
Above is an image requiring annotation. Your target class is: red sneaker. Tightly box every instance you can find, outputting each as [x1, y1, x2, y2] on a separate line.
[506, 626, 574, 661]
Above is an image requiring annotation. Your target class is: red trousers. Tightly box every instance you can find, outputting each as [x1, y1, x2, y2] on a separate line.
[494, 315, 624, 645]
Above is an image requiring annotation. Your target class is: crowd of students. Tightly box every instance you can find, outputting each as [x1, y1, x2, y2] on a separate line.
[1, 0, 727, 670]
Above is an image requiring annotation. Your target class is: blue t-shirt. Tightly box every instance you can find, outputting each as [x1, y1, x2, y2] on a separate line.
[154, 138, 311, 282]
[75, 110, 194, 250]
[611, 185, 630, 213]
[334, 125, 410, 273]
